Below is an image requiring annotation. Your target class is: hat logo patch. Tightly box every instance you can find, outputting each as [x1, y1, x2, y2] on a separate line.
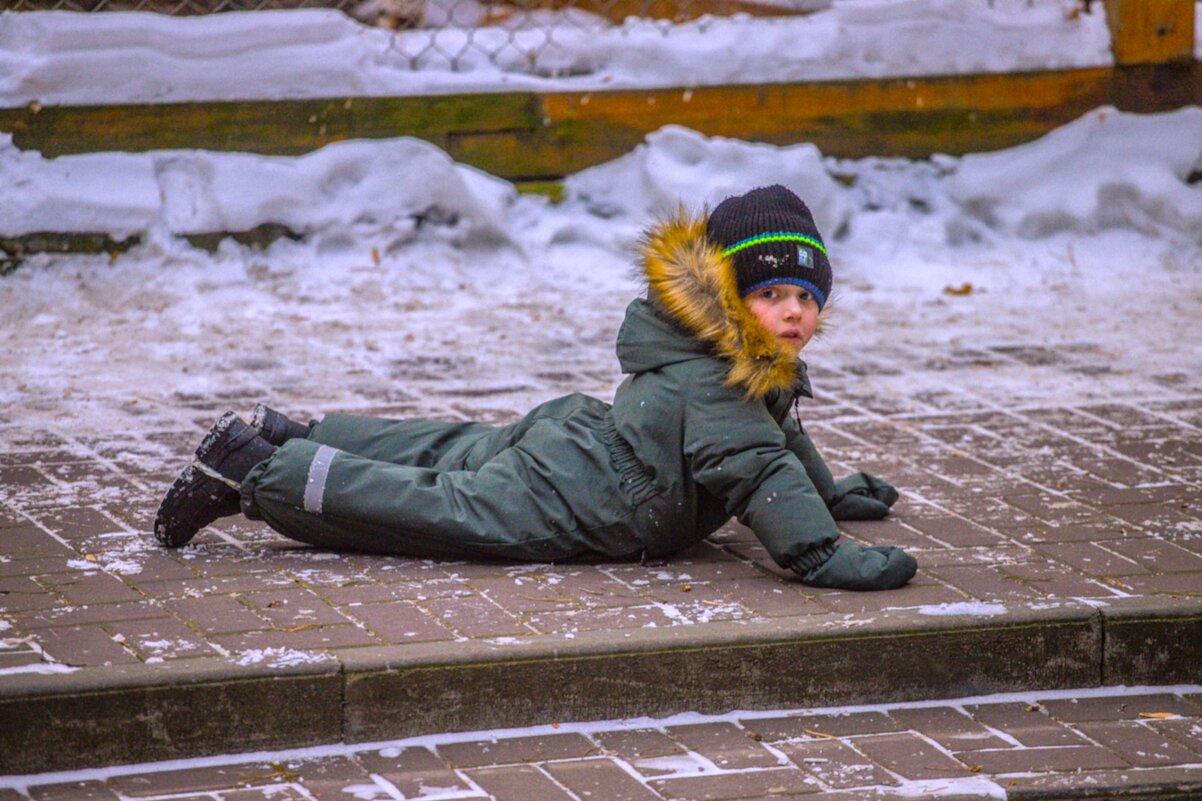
[797, 246, 813, 269]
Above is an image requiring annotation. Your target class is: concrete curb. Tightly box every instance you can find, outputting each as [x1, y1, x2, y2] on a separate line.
[3, 599, 1200, 775]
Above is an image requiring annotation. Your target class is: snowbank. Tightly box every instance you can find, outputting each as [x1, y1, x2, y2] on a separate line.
[949, 106, 1202, 242]
[0, 0, 1112, 105]
[6, 107, 1198, 249]
[0, 135, 515, 243]
[568, 126, 852, 236]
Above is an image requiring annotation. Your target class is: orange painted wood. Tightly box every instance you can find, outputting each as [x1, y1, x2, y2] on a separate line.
[1104, 0, 1195, 65]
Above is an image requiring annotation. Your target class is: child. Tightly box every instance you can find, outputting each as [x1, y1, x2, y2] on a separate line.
[155, 185, 917, 592]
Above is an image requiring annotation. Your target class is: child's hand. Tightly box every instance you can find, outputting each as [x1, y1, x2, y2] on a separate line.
[801, 540, 917, 591]
[830, 471, 898, 520]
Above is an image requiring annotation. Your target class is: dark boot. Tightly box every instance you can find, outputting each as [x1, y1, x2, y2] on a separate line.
[251, 403, 313, 446]
[154, 413, 277, 548]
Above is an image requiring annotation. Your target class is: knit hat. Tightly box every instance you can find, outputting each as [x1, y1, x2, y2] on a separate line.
[706, 185, 832, 309]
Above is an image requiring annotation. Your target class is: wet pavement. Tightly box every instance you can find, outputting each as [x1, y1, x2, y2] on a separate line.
[3, 328, 1202, 786]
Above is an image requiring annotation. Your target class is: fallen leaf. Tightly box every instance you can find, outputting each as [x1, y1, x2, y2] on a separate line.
[746, 730, 763, 742]
[943, 282, 973, 296]
[84, 554, 98, 562]
[550, 722, 560, 729]
[1139, 712, 1178, 719]
[371, 247, 381, 266]
[803, 729, 839, 740]
[681, 585, 692, 592]
[1025, 704, 1041, 712]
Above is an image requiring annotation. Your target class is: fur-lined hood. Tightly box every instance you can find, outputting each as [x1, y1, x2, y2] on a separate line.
[617, 208, 822, 400]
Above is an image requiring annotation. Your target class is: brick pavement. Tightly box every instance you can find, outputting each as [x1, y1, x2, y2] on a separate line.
[2, 687, 1201, 801]
[2, 338, 1202, 772]
[3, 342, 1200, 671]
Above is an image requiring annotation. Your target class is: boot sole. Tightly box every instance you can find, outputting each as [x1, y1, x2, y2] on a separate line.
[154, 464, 240, 548]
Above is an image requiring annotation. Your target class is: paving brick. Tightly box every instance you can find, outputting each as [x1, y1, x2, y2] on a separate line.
[1151, 718, 1202, 755]
[998, 563, 1117, 597]
[928, 566, 1047, 602]
[241, 588, 353, 629]
[28, 781, 122, 801]
[747, 712, 902, 742]
[1103, 537, 1202, 574]
[965, 703, 1090, 747]
[1039, 694, 1200, 722]
[665, 722, 782, 770]
[356, 745, 472, 798]
[958, 744, 1128, 774]
[109, 764, 275, 796]
[33, 624, 139, 666]
[30, 507, 128, 539]
[1108, 571, 1202, 596]
[1017, 521, 1131, 543]
[651, 767, 817, 799]
[1002, 493, 1109, 526]
[1075, 720, 1201, 767]
[220, 786, 310, 801]
[527, 604, 678, 635]
[211, 623, 379, 653]
[14, 597, 171, 630]
[166, 595, 269, 635]
[0, 575, 64, 612]
[593, 729, 686, 761]
[817, 581, 966, 614]
[0, 525, 77, 560]
[468, 575, 584, 614]
[545, 758, 662, 801]
[713, 578, 830, 617]
[852, 733, 976, 780]
[107, 616, 215, 660]
[465, 765, 573, 801]
[1035, 541, 1147, 577]
[38, 572, 144, 605]
[276, 757, 374, 801]
[341, 600, 454, 643]
[887, 707, 1011, 752]
[421, 594, 531, 638]
[901, 516, 1004, 548]
[838, 519, 945, 551]
[777, 738, 898, 789]
[439, 733, 599, 768]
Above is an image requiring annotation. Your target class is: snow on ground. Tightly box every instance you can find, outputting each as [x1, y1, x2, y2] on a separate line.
[0, 0, 1113, 105]
[1, 105, 1201, 437]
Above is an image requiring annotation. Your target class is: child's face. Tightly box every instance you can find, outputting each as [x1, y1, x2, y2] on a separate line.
[744, 283, 820, 356]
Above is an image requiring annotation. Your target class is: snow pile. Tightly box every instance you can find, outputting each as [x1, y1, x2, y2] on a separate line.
[0, 0, 1112, 105]
[0, 135, 514, 243]
[949, 106, 1202, 242]
[5, 107, 1198, 249]
[568, 125, 852, 237]
[915, 601, 1007, 617]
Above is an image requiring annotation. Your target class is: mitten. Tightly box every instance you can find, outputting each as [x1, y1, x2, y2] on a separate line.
[800, 540, 917, 591]
[830, 471, 899, 520]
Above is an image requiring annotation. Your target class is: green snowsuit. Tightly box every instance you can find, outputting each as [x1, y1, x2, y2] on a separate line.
[240, 210, 897, 579]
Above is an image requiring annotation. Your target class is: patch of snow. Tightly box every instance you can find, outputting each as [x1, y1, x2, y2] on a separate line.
[916, 601, 1007, 617]
[233, 647, 332, 667]
[0, 2, 1113, 105]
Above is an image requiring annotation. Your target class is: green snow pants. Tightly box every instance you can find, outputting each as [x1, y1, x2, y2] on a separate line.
[240, 394, 647, 562]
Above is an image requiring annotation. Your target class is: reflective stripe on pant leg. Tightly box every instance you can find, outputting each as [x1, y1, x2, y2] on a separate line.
[303, 445, 339, 514]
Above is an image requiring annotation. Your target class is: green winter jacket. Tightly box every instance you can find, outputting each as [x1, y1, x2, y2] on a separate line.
[610, 209, 842, 575]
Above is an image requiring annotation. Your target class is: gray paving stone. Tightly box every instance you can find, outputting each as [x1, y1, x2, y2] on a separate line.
[664, 722, 782, 770]
[964, 703, 1090, 748]
[465, 765, 573, 801]
[1038, 694, 1200, 723]
[1075, 720, 1202, 767]
[777, 739, 898, 789]
[544, 758, 662, 801]
[887, 707, 1011, 752]
[650, 767, 818, 800]
[355, 745, 473, 798]
[439, 733, 599, 768]
[852, 733, 976, 780]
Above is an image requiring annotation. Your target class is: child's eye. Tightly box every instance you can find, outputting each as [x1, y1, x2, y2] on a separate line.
[798, 289, 812, 301]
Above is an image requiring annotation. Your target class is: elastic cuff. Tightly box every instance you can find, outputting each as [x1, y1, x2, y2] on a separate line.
[791, 540, 839, 573]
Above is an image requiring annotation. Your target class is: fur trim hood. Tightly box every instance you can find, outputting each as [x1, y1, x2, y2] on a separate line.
[624, 208, 822, 400]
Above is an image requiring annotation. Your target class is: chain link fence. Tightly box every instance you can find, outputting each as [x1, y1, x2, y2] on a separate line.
[1, 0, 825, 74]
